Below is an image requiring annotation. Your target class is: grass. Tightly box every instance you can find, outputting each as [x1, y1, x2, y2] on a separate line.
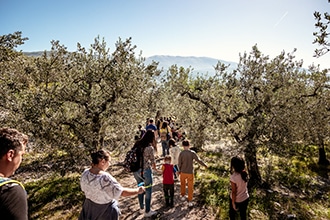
[195, 145, 330, 219]
[25, 174, 84, 220]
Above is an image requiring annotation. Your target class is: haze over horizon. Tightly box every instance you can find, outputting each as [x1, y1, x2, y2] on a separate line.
[1, 0, 329, 69]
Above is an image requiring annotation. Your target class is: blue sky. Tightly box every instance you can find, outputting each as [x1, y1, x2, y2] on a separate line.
[1, 0, 329, 69]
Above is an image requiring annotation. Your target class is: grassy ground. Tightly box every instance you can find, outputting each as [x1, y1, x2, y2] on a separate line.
[16, 143, 330, 219]
[26, 174, 83, 219]
[196, 145, 330, 219]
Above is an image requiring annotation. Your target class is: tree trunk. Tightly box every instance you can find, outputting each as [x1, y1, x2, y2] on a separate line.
[244, 142, 262, 188]
[318, 145, 330, 165]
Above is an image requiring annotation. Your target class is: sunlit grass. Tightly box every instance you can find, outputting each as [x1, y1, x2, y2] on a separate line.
[196, 144, 330, 219]
[26, 173, 84, 220]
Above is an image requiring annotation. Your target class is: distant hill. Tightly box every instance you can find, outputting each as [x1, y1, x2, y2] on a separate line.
[23, 52, 238, 76]
[24, 51, 45, 57]
[145, 55, 237, 75]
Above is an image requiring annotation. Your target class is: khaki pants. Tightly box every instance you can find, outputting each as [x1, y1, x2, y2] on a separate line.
[180, 173, 194, 201]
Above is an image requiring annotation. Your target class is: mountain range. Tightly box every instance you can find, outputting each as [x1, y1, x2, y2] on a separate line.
[23, 52, 238, 76]
[145, 55, 238, 75]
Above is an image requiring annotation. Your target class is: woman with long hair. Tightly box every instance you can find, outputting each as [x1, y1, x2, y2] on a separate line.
[159, 121, 171, 156]
[132, 130, 158, 218]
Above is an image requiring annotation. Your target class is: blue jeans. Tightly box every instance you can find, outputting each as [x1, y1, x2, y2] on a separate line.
[133, 168, 153, 213]
[161, 140, 169, 156]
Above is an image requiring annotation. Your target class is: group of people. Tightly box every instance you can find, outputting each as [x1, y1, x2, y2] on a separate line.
[155, 116, 185, 143]
[160, 139, 208, 208]
[0, 126, 250, 220]
[79, 127, 211, 219]
[137, 117, 185, 157]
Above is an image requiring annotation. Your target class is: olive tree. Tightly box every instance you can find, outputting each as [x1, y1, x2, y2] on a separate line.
[155, 65, 213, 148]
[313, 11, 330, 57]
[0, 33, 160, 158]
[294, 66, 330, 165]
[0, 31, 32, 133]
[167, 46, 322, 187]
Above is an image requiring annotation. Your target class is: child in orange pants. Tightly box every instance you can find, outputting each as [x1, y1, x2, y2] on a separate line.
[178, 140, 208, 207]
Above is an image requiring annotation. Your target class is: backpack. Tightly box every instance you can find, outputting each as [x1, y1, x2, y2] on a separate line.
[0, 177, 25, 190]
[160, 127, 170, 141]
[123, 145, 144, 172]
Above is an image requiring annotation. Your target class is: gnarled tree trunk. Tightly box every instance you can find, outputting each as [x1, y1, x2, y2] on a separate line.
[244, 142, 262, 188]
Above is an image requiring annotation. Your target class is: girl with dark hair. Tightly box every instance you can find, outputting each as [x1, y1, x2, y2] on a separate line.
[229, 156, 249, 220]
[79, 149, 145, 220]
[132, 130, 158, 218]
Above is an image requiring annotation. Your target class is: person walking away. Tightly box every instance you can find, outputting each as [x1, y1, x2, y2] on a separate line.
[145, 118, 157, 133]
[0, 127, 29, 220]
[229, 156, 249, 220]
[79, 149, 145, 220]
[132, 130, 158, 218]
[137, 124, 146, 139]
[159, 121, 172, 157]
[159, 155, 178, 208]
[145, 118, 159, 156]
[168, 138, 181, 179]
[156, 117, 162, 137]
[178, 140, 208, 207]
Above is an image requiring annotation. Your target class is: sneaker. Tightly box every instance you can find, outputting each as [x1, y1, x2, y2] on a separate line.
[138, 209, 144, 215]
[144, 210, 157, 217]
[180, 196, 186, 201]
[188, 202, 193, 207]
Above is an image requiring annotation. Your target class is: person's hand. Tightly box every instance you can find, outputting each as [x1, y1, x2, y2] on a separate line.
[137, 186, 145, 194]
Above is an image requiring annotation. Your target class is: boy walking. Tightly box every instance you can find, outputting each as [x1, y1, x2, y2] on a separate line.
[160, 155, 178, 207]
[178, 140, 208, 207]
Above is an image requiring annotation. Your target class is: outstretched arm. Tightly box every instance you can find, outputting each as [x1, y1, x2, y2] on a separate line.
[193, 153, 208, 168]
[121, 186, 145, 197]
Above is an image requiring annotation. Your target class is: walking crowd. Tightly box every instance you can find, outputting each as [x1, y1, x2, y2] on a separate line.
[0, 116, 249, 220]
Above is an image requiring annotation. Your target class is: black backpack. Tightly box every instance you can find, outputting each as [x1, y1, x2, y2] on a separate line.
[123, 145, 144, 172]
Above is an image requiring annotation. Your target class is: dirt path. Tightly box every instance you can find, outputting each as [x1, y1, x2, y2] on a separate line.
[111, 142, 217, 220]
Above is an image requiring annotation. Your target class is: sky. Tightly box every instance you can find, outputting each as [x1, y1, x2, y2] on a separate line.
[1, 0, 329, 69]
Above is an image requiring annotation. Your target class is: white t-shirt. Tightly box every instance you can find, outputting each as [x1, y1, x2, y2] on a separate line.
[230, 172, 249, 203]
[80, 169, 123, 204]
[169, 146, 181, 165]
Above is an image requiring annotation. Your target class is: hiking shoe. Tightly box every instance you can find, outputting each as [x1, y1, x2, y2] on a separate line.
[188, 202, 194, 207]
[144, 210, 157, 217]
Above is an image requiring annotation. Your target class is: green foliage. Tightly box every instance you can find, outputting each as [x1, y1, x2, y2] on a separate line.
[313, 11, 330, 57]
[0, 31, 28, 62]
[1, 32, 329, 183]
[166, 44, 330, 187]
[0, 33, 161, 161]
[1, 31, 330, 218]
